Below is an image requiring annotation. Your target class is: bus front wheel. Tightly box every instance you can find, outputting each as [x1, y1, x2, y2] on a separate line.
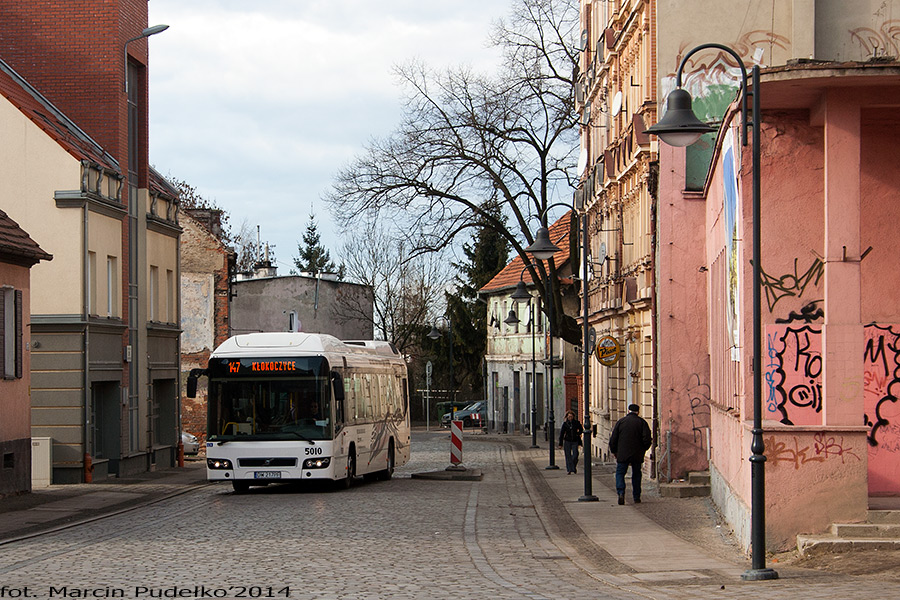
[232, 481, 250, 494]
[339, 448, 356, 489]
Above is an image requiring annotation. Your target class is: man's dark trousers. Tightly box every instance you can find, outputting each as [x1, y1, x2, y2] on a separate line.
[615, 457, 643, 500]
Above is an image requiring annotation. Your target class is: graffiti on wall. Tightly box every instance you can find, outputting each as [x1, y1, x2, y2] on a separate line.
[850, 20, 900, 59]
[765, 324, 823, 426]
[767, 434, 860, 470]
[863, 324, 900, 494]
[760, 258, 824, 313]
[686, 374, 711, 446]
[763, 322, 900, 493]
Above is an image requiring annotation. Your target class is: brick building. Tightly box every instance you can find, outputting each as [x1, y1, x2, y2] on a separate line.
[180, 209, 235, 444]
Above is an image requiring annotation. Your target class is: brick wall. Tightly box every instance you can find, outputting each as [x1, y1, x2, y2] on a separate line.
[0, 0, 150, 171]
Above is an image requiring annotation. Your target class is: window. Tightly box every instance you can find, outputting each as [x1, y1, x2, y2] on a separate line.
[149, 265, 158, 321]
[166, 269, 174, 323]
[87, 251, 97, 315]
[107, 256, 118, 317]
[0, 287, 23, 379]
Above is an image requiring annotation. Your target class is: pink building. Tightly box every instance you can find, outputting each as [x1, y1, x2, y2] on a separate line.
[0, 209, 52, 496]
[661, 62, 900, 551]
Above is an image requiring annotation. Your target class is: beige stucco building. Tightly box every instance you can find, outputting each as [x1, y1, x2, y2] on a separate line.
[0, 1, 181, 483]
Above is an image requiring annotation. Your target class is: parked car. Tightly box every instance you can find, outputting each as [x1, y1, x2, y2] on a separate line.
[181, 431, 200, 455]
[440, 401, 486, 428]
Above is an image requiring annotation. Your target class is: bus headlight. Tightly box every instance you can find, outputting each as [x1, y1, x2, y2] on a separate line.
[207, 458, 233, 469]
[302, 457, 331, 469]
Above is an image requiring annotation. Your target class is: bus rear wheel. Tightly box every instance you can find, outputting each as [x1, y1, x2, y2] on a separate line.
[379, 441, 395, 481]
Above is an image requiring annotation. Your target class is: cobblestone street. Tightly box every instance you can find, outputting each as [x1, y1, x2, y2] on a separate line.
[0, 431, 898, 600]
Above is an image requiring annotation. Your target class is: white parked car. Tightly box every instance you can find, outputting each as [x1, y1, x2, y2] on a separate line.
[181, 431, 200, 455]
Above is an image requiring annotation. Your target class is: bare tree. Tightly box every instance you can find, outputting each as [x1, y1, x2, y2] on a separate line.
[335, 221, 451, 357]
[232, 218, 276, 274]
[166, 174, 276, 274]
[325, 0, 581, 343]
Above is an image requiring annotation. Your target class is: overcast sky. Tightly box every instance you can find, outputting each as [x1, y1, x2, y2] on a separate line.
[148, 0, 511, 272]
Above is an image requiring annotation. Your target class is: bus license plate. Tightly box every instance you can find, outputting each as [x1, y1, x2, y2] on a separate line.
[254, 471, 281, 479]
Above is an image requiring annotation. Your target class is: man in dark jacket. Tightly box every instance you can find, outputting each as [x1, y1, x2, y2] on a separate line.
[608, 403, 652, 505]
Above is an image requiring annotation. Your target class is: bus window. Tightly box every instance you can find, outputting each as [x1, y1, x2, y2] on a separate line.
[332, 371, 345, 428]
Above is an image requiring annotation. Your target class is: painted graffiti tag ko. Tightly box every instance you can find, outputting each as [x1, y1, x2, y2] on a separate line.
[765, 325, 823, 426]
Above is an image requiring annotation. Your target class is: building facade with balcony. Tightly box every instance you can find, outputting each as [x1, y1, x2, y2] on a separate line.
[577, 0, 658, 467]
[0, 1, 181, 483]
[618, 0, 900, 552]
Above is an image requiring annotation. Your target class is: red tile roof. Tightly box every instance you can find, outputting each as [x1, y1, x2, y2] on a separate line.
[0, 208, 52, 265]
[480, 210, 573, 294]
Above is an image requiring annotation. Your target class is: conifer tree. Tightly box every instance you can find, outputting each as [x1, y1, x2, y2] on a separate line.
[293, 213, 342, 277]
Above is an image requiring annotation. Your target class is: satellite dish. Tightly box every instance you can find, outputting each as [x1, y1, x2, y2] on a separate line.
[576, 147, 588, 177]
[599, 241, 607, 264]
[611, 91, 623, 117]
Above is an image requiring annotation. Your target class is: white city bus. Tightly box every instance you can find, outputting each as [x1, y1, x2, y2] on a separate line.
[187, 332, 410, 492]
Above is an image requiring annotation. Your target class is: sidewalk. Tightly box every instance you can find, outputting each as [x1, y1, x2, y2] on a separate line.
[522, 445, 747, 583]
[0, 458, 208, 545]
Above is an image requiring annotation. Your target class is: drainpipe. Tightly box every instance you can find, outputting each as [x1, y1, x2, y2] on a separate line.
[82, 191, 92, 483]
[176, 210, 184, 467]
[649, 164, 660, 481]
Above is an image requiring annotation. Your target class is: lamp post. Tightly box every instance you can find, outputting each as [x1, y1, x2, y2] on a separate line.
[427, 315, 454, 407]
[647, 43, 777, 581]
[577, 208, 598, 502]
[511, 274, 540, 448]
[525, 208, 571, 471]
[123, 23, 168, 466]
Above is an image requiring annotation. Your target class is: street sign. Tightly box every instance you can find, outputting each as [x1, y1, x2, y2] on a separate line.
[595, 335, 620, 366]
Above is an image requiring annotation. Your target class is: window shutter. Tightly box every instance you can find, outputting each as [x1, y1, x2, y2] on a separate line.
[15, 289, 23, 379]
[0, 290, 5, 377]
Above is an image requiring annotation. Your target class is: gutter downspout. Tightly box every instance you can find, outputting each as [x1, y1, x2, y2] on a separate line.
[649, 161, 660, 481]
[82, 195, 92, 483]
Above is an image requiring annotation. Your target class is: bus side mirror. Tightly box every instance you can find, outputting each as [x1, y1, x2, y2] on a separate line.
[186, 368, 207, 398]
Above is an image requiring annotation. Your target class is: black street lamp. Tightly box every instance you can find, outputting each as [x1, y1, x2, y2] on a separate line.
[509, 276, 539, 448]
[576, 208, 598, 503]
[647, 43, 777, 581]
[525, 208, 571, 471]
[427, 316, 454, 405]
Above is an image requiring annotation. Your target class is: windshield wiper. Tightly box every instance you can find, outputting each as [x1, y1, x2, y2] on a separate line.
[284, 430, 316, 445]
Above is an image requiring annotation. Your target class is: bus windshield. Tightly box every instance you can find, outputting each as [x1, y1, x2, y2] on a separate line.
[208, 359, 332, 442]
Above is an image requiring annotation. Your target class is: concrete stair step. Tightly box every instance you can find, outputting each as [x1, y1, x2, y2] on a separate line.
[687, 471, 710, 485]
[832, 522, 900, 538]
[797, 535, 900, 556]
[658, 481, 710, 498]
[867, 509, 900, 524]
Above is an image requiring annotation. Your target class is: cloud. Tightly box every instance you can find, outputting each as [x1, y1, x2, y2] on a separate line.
[149, 0, 508, 268]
